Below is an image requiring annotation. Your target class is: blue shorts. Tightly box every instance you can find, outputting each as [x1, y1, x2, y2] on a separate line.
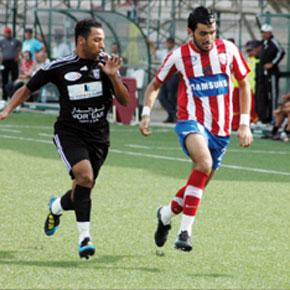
[175, 120, 230, 170]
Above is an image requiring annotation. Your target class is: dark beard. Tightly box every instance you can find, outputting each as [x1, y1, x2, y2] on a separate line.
[192, 36, 211, 52]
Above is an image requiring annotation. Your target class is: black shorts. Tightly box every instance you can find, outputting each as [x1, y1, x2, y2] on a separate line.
[53, 130, 109, 180]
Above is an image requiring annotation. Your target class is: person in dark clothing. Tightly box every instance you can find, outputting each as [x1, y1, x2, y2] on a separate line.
[256, 24, 285, 123]
[0, 19, 129, 259]
[156, 37, 179, 123]
[0, 26, 22, 100]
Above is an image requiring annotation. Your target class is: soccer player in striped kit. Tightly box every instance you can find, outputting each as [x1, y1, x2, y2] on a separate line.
[139, 6, 253, 252]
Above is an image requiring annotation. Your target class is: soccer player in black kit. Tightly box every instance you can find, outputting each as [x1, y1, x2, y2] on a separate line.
[0, 19, 130, 259]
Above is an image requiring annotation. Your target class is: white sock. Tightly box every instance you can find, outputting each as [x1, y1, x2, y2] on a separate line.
[77, 222, 91, 244]
[179, 214, 195, 236]
[51, 197, 63, 215]
[160, 205, 175, 225]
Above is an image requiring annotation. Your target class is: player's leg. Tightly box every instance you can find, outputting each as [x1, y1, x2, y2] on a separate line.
[45, 133, 92, 235]
[166, 169, 215, 218]
[73, 144, 108, 259]
[154, 121, 214, 249]
[44, 133, 82, 236]
[71, 159, 96, 259]
[174, 133, 212, 251]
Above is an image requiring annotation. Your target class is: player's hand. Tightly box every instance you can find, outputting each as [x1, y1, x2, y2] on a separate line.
[237, 125, 253, 147]
[139, 115, 152, 136]
[99, 54, 122, 77]
[0, 111, 9, 121]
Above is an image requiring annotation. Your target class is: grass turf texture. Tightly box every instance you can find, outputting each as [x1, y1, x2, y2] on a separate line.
[0, 112, 289, 289]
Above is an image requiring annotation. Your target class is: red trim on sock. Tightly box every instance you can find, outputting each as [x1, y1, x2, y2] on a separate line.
[187, 169, 208, 189]
[170, 185, 186, 214]
[183, 195, 201, 216]
[176, 185, 186, 198]
[171, 200, 182, 214]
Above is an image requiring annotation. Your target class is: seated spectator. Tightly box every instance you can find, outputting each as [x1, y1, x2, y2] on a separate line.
[17, 51, 34, 83]
[271, 92, 290, 141]
[6, 51, 34, 99]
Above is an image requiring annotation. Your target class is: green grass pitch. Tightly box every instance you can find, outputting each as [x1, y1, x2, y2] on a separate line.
[0, 112, 289, 289]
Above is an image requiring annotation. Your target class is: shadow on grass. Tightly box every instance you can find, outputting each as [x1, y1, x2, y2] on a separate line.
[0, 252, 160, 273]
[0, 250, 17, 259]
[190, 273, 233, 278]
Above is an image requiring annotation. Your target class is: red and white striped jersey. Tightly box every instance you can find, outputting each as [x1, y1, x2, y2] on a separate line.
[155, 38, 250, 136]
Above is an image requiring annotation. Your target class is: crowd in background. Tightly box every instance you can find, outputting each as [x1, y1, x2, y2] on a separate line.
[230, 23, 287, 141]
[0, 26, 51, 102]
[146, 23, 288, 141]
[0, 23, 289, 141]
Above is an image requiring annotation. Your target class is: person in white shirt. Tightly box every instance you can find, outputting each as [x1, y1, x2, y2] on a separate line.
[51, 33, 70, 59]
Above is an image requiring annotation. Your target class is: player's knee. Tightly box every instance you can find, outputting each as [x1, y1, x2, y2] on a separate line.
[75, 172, 94, 188]
[195, 158, 212, 174]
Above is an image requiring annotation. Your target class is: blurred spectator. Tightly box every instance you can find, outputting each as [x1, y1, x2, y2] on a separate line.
[256, 24, 285, 124]
[147, 38, 157, 62]
[0, 26, 22, 100]
[31, 50, 50, 102]
[245, 40, 261, 123]
[111, 42, 121, 55]
[110, 42, 127, 76]
[6, 51, 34, 99]
[156, 37, 176, 64]
[22, 28, 43, 60]
[32, 50, 50, 75]
[271, 92, 290, 141]
[230, 38, 259, 129]
[51, 32, 70, 59]
[156, 37, 179, 123]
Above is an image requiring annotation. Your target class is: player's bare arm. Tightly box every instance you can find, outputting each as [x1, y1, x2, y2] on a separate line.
[237, 76, 253, 147]
[0, 85, 31, 120]
[99, 55, 130, 106]
[139, 78, 161, 136]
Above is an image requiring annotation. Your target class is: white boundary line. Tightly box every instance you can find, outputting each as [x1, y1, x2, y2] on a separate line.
[0, 134, 51, 144]
[126, 144, 290, 155]
[110, 149, 290, 176]
[0, 134, 289, 176]
[0, 124, 51, 130]
[0, 128, 21, 133]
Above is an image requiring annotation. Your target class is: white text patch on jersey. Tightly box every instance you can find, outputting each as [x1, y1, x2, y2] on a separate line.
[67, 81, 103, 100]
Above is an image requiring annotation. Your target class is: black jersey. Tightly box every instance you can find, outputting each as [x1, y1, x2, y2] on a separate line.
[26, 53, 115, 143]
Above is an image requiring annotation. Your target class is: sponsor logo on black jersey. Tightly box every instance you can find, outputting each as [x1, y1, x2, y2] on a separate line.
[64, 72, 82, 81]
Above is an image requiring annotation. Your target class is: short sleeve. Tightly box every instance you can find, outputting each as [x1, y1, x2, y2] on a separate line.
[155, 50, 178, 84]
[26, 68, 51, 92]
[231, 44, 250, 81]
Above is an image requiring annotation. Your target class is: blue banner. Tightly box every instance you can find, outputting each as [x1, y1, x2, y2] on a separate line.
[189, 73, 229, 97]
